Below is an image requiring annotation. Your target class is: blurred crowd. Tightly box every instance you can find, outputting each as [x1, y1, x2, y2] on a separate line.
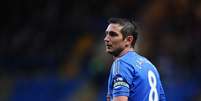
[0, 0, 201, 101]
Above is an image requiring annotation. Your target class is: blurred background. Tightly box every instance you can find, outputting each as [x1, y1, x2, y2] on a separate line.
[0, 0, 201, 101]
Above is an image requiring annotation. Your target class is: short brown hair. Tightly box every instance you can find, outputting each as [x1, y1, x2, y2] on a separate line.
[108, 18, 138, 47]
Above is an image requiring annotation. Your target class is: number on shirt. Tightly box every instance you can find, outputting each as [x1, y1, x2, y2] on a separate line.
[148, 70, 159, 101]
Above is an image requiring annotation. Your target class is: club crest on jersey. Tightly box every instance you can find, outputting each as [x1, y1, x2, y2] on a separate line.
[113, 74, 129, 89]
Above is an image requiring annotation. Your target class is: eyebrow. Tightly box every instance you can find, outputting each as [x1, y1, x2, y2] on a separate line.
[105, 31, 117, 34]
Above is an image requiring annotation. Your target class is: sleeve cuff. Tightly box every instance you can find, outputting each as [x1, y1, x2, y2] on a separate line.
[113, 91, 129, 97]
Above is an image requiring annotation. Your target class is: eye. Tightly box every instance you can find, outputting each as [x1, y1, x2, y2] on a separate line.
[109, 31, 118, 37]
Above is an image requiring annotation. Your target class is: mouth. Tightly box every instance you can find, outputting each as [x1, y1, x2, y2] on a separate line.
[105, 44, 112, 49]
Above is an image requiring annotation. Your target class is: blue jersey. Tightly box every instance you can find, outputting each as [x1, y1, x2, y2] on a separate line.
[107, 51, 166, 101]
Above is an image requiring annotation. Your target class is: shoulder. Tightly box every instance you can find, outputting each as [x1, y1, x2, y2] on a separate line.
[111, 58, 134, 76]
[118, 51, 146, 68]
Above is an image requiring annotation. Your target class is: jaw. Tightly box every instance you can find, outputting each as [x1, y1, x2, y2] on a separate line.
[106, 47, 124, 57]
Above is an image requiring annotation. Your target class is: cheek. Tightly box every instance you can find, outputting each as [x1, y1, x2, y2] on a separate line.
[112, 39, 124, 47]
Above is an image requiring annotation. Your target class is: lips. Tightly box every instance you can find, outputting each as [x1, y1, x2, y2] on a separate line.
[106, 44, 112, 49]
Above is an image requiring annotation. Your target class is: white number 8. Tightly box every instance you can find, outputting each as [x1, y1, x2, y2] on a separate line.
[148, 70, 158, 101]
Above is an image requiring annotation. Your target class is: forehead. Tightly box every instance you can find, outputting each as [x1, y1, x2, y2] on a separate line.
[106, 23, 123, 32]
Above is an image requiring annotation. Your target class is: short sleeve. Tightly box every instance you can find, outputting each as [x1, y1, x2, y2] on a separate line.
[111, 60, 133, 97]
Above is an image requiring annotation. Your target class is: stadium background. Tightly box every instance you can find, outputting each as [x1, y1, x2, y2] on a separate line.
[0, 0, 201, 101]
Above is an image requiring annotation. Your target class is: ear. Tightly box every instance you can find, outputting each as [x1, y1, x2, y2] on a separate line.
[125, 35, 133, 46]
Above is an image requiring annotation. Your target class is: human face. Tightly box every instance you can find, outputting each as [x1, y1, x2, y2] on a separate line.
[104, 23, 127, 56]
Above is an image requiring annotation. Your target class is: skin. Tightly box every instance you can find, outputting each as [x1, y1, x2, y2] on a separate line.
[104, 23, 134, 58]
[104, 23, 134, 101]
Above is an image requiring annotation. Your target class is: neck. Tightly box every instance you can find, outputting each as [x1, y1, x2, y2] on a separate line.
[114, 47, 134, 59]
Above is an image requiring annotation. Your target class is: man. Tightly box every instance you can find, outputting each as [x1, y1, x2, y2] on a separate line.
[104, 18, 166, 101]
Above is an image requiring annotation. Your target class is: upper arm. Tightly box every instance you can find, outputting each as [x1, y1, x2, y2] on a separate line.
[113, 96, 128, 101]
[111, 60, 133, 97]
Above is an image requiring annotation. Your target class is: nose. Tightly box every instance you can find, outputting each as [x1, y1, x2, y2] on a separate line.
[104, 34, 109, 42]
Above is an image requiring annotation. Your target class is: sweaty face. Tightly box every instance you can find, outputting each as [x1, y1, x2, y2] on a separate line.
[104, 24, 126, 57]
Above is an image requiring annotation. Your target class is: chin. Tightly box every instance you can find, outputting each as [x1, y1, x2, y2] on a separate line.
[106, 49, 112, 53]
[107, 50, 116, 56]
[108, 48, 123, 57]
[105, 49, 112, 54]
